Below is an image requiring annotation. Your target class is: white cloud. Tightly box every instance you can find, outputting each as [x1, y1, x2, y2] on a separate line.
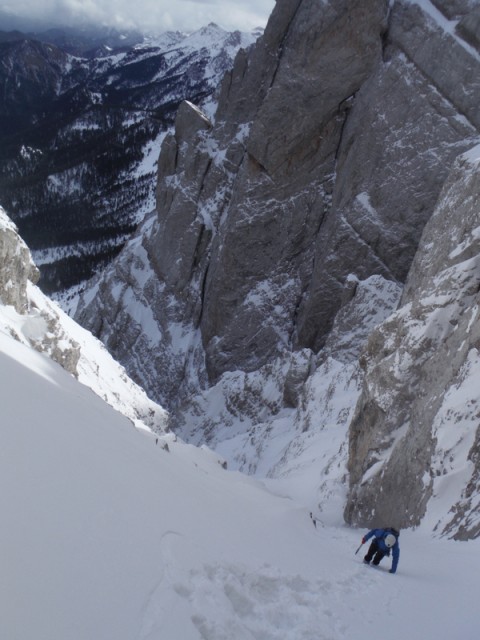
[0, 0, 275, 32]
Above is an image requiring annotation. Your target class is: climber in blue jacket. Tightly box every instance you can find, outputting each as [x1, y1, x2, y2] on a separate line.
[362, 527, 400, 574]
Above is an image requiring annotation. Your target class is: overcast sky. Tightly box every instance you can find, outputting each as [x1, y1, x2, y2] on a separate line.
[0, 0, 276, 33]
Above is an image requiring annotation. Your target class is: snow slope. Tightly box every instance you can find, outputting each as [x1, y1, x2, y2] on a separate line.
[0, 205, 167, 433]
[1, 328, 479, 639]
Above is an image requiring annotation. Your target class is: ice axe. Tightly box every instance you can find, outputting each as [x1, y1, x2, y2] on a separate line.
[355, 540, 365, 555]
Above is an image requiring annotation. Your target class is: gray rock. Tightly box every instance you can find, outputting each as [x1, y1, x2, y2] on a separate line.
[295, 0, 480, 352]
[0, 207, 80, 374]
[344, 147, 480, 538]
[76, 0, 480, 436]
[283, 350, 315, 408]
[0, 209, 39, 313]
[389, 1, 480, 129]
[321, 276, 402, 364]
[200, 0, 389, 380]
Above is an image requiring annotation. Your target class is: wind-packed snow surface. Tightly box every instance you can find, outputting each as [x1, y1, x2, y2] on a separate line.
[1, 328, 479, 639]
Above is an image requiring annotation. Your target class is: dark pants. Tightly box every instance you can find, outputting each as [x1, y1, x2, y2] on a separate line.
[364, 540, 386, 565]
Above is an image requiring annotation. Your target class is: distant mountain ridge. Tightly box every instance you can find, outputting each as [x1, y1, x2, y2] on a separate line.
[0, 21, 260, 296]
[21, 24, 144, 57]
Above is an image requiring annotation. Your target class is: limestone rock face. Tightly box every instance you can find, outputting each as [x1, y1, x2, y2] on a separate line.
[77, 0, 390, 401]
[431, 0, 478, 20]
[0, 209, 39, 313]
[0, 207, 80, 374]
[295, 0, 480, 351]
[200, 0, 388, 378]
[344, 148, 480, 538]
[76, 0, 480, 413]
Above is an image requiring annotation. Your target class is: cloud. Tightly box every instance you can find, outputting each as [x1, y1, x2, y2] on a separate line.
[0, 0, 275, 32]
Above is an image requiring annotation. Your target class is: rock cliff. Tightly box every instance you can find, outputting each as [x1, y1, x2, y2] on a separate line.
[0, 207, 39, 313]
[75, 0, 480, 536]
[77, 0, 480, 405]
[345, 146, 480, 539]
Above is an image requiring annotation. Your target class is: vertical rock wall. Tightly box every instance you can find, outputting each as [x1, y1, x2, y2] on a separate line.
[345, 149, 480, 538]
[73, 0, 480, 536]
[76, 0, 480, 406]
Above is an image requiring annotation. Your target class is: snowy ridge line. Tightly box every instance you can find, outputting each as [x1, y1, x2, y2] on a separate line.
[32, 235, 132, 266]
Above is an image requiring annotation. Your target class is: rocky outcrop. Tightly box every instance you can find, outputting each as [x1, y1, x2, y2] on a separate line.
[0, 208, 39, 313]
[431, 0, 478, 20]
[344, 146, 480, 538]
[457, 5, 480, 48]
[1, 209, 81, 375]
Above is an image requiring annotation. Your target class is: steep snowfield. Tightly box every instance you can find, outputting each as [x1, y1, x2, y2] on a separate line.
[1, 328, 479, 639]
[0, 286, 168, 432]
[1, 203, 167, 433]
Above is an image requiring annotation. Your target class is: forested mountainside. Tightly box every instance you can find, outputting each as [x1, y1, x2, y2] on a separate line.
[75, 0, 480, 538]
[0, 22, 258, 295]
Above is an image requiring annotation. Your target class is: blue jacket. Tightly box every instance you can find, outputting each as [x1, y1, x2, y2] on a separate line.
[364, 528, 400, 573]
